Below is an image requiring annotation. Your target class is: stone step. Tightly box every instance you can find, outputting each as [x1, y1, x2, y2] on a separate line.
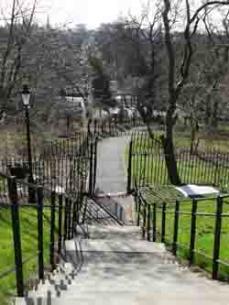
[86, 224, 141, 240]
[28, 251, 176, 297]
[65, 238, 166, 254]
[30, 259, 179, 292]
[16, 288, 229, 305]
[15, 224, 229, 305]
[25, 246, 177, 299]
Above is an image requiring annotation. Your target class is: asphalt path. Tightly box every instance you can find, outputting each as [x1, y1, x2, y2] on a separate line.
[95, 136, 130, 195]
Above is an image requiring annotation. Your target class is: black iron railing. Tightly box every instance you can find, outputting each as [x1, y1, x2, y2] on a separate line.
[0, 172, 88, 300]
[128, 131, 229, 190]
[135, 187, 229, 281]
[87, 117, 144, 137]
[0, 133, 94, 195]
[0, 118, 147, 304]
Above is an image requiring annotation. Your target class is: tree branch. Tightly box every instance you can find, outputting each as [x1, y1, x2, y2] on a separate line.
[190, 1, 229, 24]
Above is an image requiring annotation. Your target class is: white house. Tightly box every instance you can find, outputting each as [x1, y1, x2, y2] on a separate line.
[64, 96, 87, 119]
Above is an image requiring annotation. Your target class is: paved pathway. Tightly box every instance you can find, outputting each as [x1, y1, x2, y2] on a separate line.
[95, 136, 130, 195]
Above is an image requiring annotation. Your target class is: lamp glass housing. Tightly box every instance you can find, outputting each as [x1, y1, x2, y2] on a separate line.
[21, 85, 31, 106]
[22, 93, 30, 106]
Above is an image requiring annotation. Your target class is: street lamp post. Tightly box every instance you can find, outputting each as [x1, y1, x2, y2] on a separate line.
[21, 84, 35, 202]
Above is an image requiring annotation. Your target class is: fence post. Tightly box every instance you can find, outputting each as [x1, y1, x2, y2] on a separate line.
[127, 140, 133, 194]
[161, 202, 166, 243]
[87, 119, 91, 135]
[93, 120, 96, 136]
[64, 197, 68, 241]
[89, 141, 95, 196]
[142, 202, 146, 239]
[147, 204, 151, 241]
[71, 199, 74, 239]
[212, 196, 223, 280]
[109, 118, 112, 135]
[76, 196, 80, 227]
[50, 191, 56, 271]
[67, 199, 73, 240]
[72, 199, 77, 237]
[152, 203, 157, 242]
[37, 186, 44, 280]
[82, 196, 88, 224]
[8, 177, 24, 297]
[189, 199, 197, 265]
[58, 194, 63, 255]
[214, 153, 219, 186]
[172, 200, 180, 256]
[93, 138, 98, 193]
[137, 193, 141, 226]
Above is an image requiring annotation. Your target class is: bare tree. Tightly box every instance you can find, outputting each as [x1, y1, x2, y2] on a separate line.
[161, 0, 229, 185]
[122, 2, 164, 138]
[201, 9, 229, 131]
[0, 0, 37, 114]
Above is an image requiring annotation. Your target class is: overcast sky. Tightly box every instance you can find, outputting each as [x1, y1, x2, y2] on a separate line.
[36, 0, 144, 28]
[0, 0, 224, 30]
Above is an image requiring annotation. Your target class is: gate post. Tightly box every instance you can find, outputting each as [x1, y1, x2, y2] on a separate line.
[212, 196, 223, 280]
[89, 138, 97, 196]
[89, 141, 94, 196]
[93, 138, 98, 193]
[127, 139, 133, 194]
[8, 177, 24, 297]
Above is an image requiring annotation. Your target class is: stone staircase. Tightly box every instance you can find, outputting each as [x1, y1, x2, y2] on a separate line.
[15, 203, 229, 305]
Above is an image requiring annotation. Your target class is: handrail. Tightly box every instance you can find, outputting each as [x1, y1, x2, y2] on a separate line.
[135, 185, 229, 282]
[90, 195, 124, 226]
[0, 172, 88, 297]
[0, 171, 82, 204]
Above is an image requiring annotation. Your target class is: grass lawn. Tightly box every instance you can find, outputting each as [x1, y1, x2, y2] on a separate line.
[142, 188, 229, 281]
[0, 206, 54, 305]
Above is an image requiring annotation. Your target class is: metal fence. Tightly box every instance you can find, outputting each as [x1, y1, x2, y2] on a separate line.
[128, 131, 229, 190]
[135, 187, 229, 281]
[0, 116, 150, 304]
[40, 133, 93, 195]
[87, 117, 144, 137]
[0, 132, 96, 302]
[0, 172, 88, 301]
[0, 133, 95, 196]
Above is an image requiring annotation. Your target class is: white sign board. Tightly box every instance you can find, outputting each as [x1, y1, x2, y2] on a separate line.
[175, 184, 219, 198]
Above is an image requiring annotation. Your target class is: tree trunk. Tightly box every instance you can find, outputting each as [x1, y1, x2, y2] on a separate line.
[190, 127, 195, 155]
[211, 98, 219, 129]
[66, 116, 70, 137]
[162, 111, 181, 185]
[190, 118, 199, 155]
[205, 94, 211, 129]
[162, 137, 181, 185]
